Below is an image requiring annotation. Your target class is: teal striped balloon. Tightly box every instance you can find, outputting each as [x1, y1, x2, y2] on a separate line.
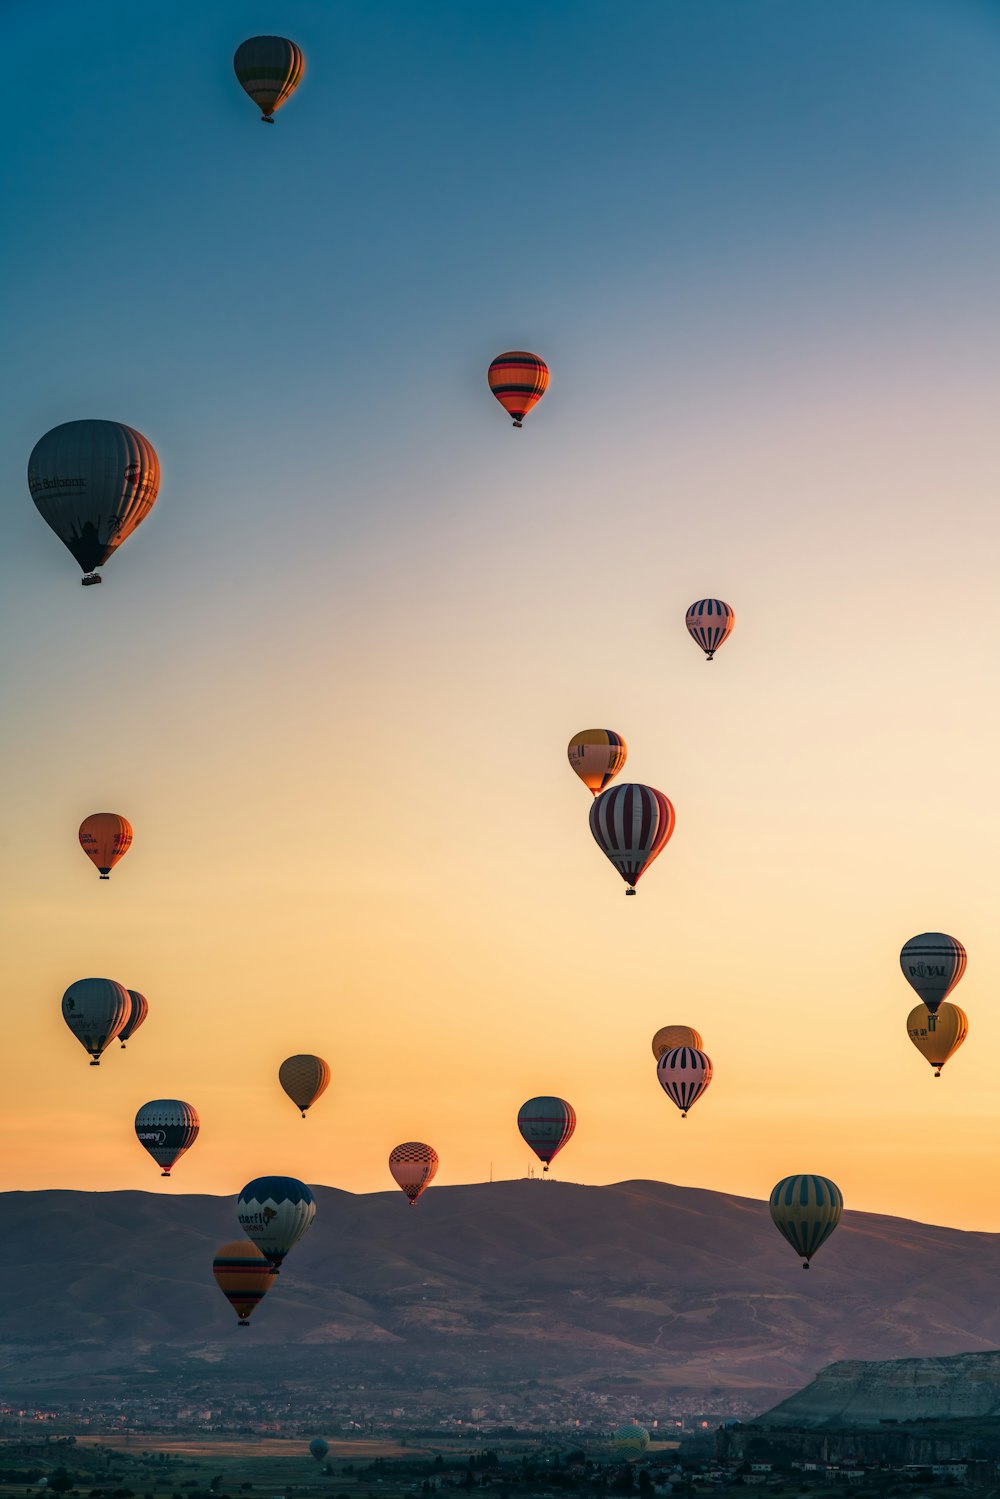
[769, 1174, 843, 1268]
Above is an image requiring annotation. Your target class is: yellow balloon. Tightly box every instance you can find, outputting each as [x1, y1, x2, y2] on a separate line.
[567, 729, 627, 795]
[907, 1002, 967, 1077]
[651, 1024, 703, 1060]
[278, 1054, 331, 1117]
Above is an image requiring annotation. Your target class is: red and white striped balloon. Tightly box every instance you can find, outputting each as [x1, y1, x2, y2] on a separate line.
[657, 1046, 713, 1118]
[588, 783, 675, 894]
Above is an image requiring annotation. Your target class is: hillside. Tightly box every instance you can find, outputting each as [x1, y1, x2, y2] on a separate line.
[5, 1179, 1000, 1410]
[758, 1350, 1000, 1427]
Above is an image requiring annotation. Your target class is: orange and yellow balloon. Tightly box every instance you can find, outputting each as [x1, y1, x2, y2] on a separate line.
[907, 1002, 968, 1078]
[279, 1054, 331, 1118]
[79, 813, 132, 880]
[651, 1025, 703, 1060]
[567, 730, 627, 796]
[233, 37, 304, 123]
[487, 352, 549, 428]
[212, 1241, 275, 1326]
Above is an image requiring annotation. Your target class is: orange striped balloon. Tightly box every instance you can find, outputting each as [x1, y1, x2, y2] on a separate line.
[79, 813, 133, 880]
[212, 1241, 275, 1326]
[278, 1054, 331, 1118]
[651, 1025, 703, 1060]
[487, 352, 549, 427]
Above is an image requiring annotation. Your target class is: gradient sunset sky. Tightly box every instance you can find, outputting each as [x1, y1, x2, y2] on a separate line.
[4, 0, 1000, 1229]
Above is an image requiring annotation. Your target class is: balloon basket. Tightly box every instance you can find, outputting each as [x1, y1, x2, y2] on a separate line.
[626, 887, 636, 896]
[81, 573, 102, 587]
[89, 1059, 100, 1066]
[802, 1262, 809, 1270]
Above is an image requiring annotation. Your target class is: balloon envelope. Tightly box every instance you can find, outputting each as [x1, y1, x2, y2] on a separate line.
[685, 599, 734, 660]
[134, 1099, 200, 1177]
[78, 813, 132, 879]
[388, 1142, 439, 1205]
[589, 783, 675, 893]
[212, 1240, 275, 1326]
[487, 352, 549, 426]
[233, 36, 304, 120]
[28, 420, 159, 582]
[899, 933, 967, 1015]
[119, 989, 149, 1047]
[61, 978, 130, 1064]
[769, 1174, 843, 1267]
[656, 1046, 713, 1117]
[517, 1097, 576, 1171]
[309, 1439, 330, 1464]
[237, 1177, 315, 1269]
[279, 1054, 331, 1117]
[907, 1001, 968, 1077]
[651, 1025, 703, 1060]
[567, 730, 627, 796]
[613, 1425, 650, 1458]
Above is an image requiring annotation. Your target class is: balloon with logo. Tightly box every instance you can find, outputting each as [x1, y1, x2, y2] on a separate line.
[613, 1425, 650, 1459]
[278, 1054, 331, 1118]
[567, 730, 627, 796]
[78, 813, 133, 880]
[61, 977, 130, 1065]
[388, 1142, 439, 1205]
[517, 1097, 576, 1172]
[309, 1439, 330, 1465]
[656, 1046, 713, 1118]
[769, 1174, 843, 1269]
[134, 1100, 200, 1178]
[487, 351, 549, 427]
[28, 420, 160, 585]
[212, 1241, 275, 1327]
[237, 1176, 315, 1270]
[118, 989, 149, 1049]
[233, 36, 305, 122]
[907, 1002, 968, 1078]
[899, 933, 967, 1016]
[685, 599, 735, 661]
[589, 782, 676, 894]
[651, 1025, 703, 1060]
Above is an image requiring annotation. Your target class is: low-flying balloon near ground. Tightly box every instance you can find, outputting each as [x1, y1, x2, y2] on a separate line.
[769, 1174, 843, 1268]
[278, 1054, 331, 1118]
[61, 978, 130, 1065]
[487, 352, 549, 427]
[233, 36, 304, 122]
[118, 989, 148, 1048]
[656, 1046, 713, 1118]
[907, 1002, 968, 1078]
[309, 1440, 330, 1465]
[651, 1025, 703, 1060]
[388, 1142, 439, 1205]
[237, 1177, 315, 1270]
[78, 813, 132, 880]
[899, 933, 967, 1015]
[517, 1097, 576, 1172]
[212, 1241, 275, 1327]
[589, 783, 676, 894]
[613, 1425, 650, 1458]
[567, 730, 627, 796]
[28, 420, 159, 586]
[685, 599, 735, 661]
[134, 1100, 200, 1178]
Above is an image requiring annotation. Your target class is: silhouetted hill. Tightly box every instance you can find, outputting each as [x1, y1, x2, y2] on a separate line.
[5, 1179, 999, 1410]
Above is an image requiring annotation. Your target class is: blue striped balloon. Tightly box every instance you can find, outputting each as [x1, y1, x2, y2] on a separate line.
[769, 1174, 843, 1268]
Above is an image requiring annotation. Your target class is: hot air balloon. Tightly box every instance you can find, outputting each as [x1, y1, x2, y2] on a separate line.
[212, 1240, 275, 1327]
[309, 1439, 330, 1465]
[487, 352, 549, 427]
[233, 37, 304, 122]
[61, 978, 129, 1065]
[28, 420, 159, 585]
[567, 730, 627, 796]
[134, 1100, 200, 1178]
[278, 1054, 331, 1118]
[685, 599, 734, 661]
[237, 1177, 315, 1270]
[899, 933, 967, 1016]
[651, 1025, 703, 1060]
[656, 1046, 713, 1118]
[119, 989, 149, 1048]
[769, 1174, 843, 1269]
[907, 1002, 968, 1078]
[78, 813, 132, 880]
[613, 1425, 650, 1459]
[589, 783, 675, 894]
[388, 1142, 439, 1205]
[517, 1097, 576, 1172]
